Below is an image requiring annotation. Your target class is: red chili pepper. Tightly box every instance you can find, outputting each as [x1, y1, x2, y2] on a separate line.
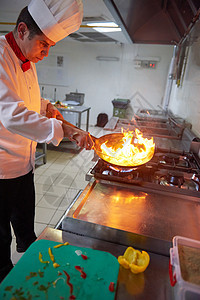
[81, 254, 88, 260]
[63, 270, 74, 295]
[109, 282, 115, 292]
[69, 296, 76, 300]
[75, 266, 87, 279]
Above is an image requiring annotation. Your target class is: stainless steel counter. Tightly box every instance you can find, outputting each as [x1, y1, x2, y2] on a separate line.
[38, 227, 173, 300]
[63, 179, 200, 255]
[103, 116, 194, 153]
[57, 105, 91, 131]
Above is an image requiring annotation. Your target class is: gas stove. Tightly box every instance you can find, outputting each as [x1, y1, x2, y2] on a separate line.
[104, 114, 192, 141]
[59, 121, 200, 294]
[86, 149, 200, 197]
[61, 140, 200, 265]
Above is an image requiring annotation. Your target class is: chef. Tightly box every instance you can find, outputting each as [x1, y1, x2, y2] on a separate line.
[0, 0, 92, 283]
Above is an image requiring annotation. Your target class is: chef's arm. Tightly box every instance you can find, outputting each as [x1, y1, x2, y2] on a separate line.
[46, 108, 93, 150]
[40, 98, 63, 119]
[62, 122, 93, 150]
[0, 55, 63, 146]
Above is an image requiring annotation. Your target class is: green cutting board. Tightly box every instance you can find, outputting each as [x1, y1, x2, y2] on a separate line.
[0, 240, 119, 300]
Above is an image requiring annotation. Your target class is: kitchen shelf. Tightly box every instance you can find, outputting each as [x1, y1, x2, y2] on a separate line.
[35, 143, 47, 165]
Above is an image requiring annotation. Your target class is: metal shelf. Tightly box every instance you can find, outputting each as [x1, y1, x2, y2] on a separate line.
[35, 143, 47, 164]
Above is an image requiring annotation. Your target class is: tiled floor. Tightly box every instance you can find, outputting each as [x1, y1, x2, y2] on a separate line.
[11, 125, 103, 265]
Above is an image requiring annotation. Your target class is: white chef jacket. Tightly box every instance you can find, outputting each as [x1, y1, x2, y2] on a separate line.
[0, 36, 64, 179]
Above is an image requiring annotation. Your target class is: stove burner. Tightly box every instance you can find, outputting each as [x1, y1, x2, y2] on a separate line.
[90, 154, 200, 194]
[154, 152, 194, 170]
[160, 153, 180, 164]
[100, 159, 140, 173]
[166, 171, 185, 187]
[154, 170, 185, 188]
[182, 179, 199, 191]
[100, 163, 135, 177]
[109, 165, 136, 173]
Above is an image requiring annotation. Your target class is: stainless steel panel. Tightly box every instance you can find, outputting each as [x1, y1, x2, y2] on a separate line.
[62, 217, 170, 256]
[65, 180, 200, 250]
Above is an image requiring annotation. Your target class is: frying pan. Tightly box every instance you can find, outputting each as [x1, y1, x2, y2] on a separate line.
[92, 132, 155, 169]
[56, 116, 155, 169]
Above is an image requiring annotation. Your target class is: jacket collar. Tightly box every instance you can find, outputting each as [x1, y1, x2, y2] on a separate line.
[5, 32, 31, 72]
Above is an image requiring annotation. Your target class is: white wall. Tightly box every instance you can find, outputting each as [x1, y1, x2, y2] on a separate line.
[168, 21, 200, 137]
[36, 40, 173, 125]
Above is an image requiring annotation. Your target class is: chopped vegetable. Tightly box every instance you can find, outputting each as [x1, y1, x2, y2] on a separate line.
[53, 277, 65, 287]
[48, 247, 55, 263]
[39, 252, 50, 264]
[81, 254, 88, 260]
[53, 262, 60, 268]
[75, 266, 87, 279]
[63, 270, 74, 297]
[75, 250, 82, 256]
[53, 242, 69, 248]
[48, 247, 61, 268]
[38, 270, 44, 278]
[26, 272, 38, 280]
[109, 282, 115, 292]
[118, 247, 150, 274]
[4, 286, 13, 291]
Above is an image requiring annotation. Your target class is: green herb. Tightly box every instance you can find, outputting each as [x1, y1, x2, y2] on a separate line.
[5, 286, 13, 291]
[26, 272, 38, 280]
[13, 287, 24, 296]
[38, 284, 48, 292]
[38, 270, 44, 278]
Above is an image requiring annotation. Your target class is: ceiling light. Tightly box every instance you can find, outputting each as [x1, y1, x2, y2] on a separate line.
[94, 27, 121, 33]
[96, 56, 120, 61]
[85, 21, 121, 33]
[86, 22, 119, 27]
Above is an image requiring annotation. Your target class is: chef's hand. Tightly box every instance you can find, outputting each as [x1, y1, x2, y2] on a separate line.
[46, 102, 63, 119]
[62, 123, 93, 150]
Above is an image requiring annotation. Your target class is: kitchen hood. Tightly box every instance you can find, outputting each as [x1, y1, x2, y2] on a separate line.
[103, 0, 200, 45]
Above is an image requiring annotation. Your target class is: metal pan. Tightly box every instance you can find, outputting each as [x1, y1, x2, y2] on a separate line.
[92, 132, 155, 169]
[56, 116, 155, 169]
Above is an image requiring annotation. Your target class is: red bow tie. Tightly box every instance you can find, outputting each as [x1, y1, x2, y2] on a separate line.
[5, 32, 31, 72]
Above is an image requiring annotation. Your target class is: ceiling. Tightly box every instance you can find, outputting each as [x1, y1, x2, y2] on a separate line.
[0, 0, 129, 44]
[0, 0, 199, 45]
[105, 0, 200, 45]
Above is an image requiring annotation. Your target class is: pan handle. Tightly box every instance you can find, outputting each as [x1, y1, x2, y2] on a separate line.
[56, 115, 81, 130]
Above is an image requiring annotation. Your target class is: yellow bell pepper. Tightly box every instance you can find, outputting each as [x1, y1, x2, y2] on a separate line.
[39, 252, 50, 264]
[118, 247, 150, 274]
[53, 262, 60, 268]
[53, 242, 69, 248]
[48, 247, 55, 263]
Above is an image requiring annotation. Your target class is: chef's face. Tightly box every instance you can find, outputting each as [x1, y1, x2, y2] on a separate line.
[23, 34, 55, 63]
[17, 22, 56, 63]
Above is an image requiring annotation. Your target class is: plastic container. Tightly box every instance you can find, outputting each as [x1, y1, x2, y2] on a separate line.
[112, 99, 130, 118]
[169, 236, 200, 300]
[113, 107, 126, 118]
[65, 92, 84, 105]
[112, 98, 130, 109]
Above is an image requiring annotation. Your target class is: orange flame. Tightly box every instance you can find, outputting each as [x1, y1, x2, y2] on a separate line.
[100, 128, 155, 167]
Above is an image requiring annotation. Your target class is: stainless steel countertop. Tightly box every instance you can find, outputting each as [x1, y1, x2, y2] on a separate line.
[64, 180, 200, 254]
[38, 227, 174, 300]
[55, 105, 91, 113]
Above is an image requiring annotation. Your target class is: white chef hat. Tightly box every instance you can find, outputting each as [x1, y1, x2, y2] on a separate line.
[28, 0, 83, 43]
